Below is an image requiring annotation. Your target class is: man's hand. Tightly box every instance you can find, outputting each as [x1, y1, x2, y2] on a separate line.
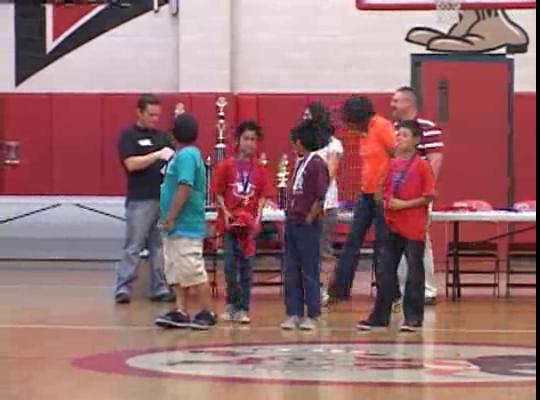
[388, 198, 408, 211]
[159, 147, 175, 161]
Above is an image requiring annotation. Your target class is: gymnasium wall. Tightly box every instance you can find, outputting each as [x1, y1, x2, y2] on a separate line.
[0, 1, 536, 93]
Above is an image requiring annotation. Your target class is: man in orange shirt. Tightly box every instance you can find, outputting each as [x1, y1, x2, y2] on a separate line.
[329, 96, 396, 302]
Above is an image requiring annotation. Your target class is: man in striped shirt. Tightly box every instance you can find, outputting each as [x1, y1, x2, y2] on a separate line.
[391, 86, 444, 305]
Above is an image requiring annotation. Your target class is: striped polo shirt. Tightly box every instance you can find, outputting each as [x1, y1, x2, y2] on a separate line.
[395, 118, 444, 158]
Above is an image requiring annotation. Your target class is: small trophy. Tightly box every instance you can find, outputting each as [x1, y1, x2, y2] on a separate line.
[276, 154, 290, 210]
[174, 102, 185, 117]
[215, 96, 228, 163]
[1, 141, 21, 166]
[259, 152, 269, 167]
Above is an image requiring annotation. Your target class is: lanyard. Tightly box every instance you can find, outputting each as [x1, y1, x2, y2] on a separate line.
[392, 155, 418, 196]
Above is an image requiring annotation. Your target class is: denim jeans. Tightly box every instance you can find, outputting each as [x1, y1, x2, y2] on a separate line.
[284, 220, 322, 319]
[370, 232, 426, 325]
[330, 194, 386, 299]
[224, 233, 254, 312]
[115, 200, 170, 297]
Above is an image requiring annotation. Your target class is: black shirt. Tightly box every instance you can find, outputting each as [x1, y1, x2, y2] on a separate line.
[118, 124, 174, 201]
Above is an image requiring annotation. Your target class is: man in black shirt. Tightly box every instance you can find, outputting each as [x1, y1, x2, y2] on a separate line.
[115, 94, 176, 304]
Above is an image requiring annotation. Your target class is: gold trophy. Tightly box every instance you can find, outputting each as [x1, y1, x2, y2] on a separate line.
[276, 154, 290, 210]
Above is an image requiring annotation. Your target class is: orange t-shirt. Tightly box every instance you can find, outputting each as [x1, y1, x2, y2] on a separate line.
[359, 115, 396, 194]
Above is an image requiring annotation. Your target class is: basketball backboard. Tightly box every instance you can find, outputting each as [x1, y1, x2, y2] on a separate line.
[356, 0, 536, 10]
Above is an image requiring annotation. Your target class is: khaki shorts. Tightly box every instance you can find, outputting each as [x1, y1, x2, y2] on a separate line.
[163, 237, 208, 288]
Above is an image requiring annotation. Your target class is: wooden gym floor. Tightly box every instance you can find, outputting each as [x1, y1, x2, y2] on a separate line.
[0, 262, 536, 400]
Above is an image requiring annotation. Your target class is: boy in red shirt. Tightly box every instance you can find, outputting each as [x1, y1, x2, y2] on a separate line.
[213, 121, 272, 324]
[358, 120, 436, 333]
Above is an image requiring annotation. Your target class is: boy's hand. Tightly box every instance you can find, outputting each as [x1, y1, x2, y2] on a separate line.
[306, 213, 317, 225]
[388, 198, 407, 211]
[223, 209, 234, 229]
[255, 212, 262, 226]
[163, 217, 175, 233]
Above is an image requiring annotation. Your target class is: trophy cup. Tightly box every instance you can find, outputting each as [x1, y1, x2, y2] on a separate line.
[276, 154, 290, 210]
[1, 141, 21, 166]
[259, 152, 269, 167]
[214, 96, 228, 163]
[174, 102, 185, 117]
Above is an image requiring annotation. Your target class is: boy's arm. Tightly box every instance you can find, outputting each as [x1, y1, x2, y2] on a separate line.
[388, 161, 436, 211]
[212, 162, 234, 227]
[388, 196, 433, 211]
[306, 200, 323, 225]
[163, 184, 192, 232]
[163, 151, 197, 232]
[306, 160, 329, 224]
[216, 194, 234, 229]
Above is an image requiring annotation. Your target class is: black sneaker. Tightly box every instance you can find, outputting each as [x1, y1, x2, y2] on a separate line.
[155, 310, 191, 329]
[357, 319, 389, 332]
[400, 321, 423, 333]
[191, 310, 218, 331]
[150, 292, 177, 303]
[115, 293, 131, 304]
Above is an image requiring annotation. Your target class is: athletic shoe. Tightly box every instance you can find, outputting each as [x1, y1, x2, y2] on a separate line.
[191, 310, 218, 331]
[280, 316, 300, 331]
[155, 310, 191, 329]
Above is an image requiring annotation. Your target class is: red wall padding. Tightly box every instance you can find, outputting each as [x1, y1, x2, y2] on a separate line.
[52, 95, 103, 195]
[514, 93, 536, 203]
[0, 92, 535, 208]
[2, 94, 53, 195]
[101, 94, 139, 196]
[0, 95, 5, 193]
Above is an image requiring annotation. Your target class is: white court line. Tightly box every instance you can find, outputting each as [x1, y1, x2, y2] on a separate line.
[0, 324, 535, 335]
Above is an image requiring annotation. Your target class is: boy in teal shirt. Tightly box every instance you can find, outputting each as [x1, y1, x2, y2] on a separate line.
[155, 114, 217, 331]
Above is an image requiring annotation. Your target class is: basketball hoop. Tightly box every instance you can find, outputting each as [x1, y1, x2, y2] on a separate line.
[435, 0, 462, 25]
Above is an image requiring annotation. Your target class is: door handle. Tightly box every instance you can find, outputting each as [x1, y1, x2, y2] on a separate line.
[438, 79, 449, 123]
[1, 141, 21, 166]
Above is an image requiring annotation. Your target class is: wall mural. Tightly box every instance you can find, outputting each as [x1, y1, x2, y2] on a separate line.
[356, 0, 533, 54]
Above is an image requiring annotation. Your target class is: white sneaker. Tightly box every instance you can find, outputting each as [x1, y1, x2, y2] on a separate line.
[234, 311, 251, 325]
[321, 289, 330, 308]
[281, 316, 300, 331]
[221, 305, 235, 322]
[299, 318, 318, 332]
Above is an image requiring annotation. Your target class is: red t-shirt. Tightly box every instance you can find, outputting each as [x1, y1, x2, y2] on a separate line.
[212, 157, 273, 233]
[384, 155, 436, 241]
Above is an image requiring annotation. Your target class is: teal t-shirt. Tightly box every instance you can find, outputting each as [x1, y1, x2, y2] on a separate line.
[160, 146, 207, 239]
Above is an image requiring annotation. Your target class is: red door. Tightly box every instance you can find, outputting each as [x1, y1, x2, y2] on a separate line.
[413, 55, 514, 257]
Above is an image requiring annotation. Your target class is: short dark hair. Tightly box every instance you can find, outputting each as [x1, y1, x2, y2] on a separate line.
[173, 114, 199, 144]
[306, 101, 335, 138]
[341, 96, 375, 128]
[290, 119, 329, 152]
[137, 94, 160, 112]
[396, 86, 419, 107]
[398, 120, 423, 138]
[235, 120, 263, 141]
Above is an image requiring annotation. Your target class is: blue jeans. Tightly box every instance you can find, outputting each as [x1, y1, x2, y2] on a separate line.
[369, 232, 426, 325]
[284, 221, 322, 319]
[330, 194, 386, 299]
[115, 200, 170, 297]
[224, 234, 254, 312]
